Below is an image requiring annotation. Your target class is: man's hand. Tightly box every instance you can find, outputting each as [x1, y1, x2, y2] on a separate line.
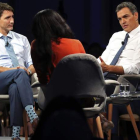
[27, 65, 36, 75]
[99, 56, 124, 75]
[17, 66, 30, 75]
[99, 57, 109, 72]
[0, 65, 35, 75]
[0, 66, 19, 73]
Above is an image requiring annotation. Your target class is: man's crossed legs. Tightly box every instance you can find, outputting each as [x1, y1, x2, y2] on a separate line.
[0, 69, 39, 140]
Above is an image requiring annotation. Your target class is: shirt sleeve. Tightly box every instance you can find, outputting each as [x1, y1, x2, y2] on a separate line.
[98, 33, 116, 64]
[123, 44, 140, 74]
[23, 37, 33, 68]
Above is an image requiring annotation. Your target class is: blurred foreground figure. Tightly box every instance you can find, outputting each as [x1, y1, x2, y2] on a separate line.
[31, 96, 103, 140]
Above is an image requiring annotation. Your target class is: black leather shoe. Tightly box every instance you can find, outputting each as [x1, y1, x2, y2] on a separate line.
[32, 118, 39, 131]
[27, 121, 34, 137]
[100, 114, 114, 135]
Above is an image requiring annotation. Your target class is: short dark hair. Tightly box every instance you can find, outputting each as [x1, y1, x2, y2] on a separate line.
[116, 2, 138, 14]
[0, 2, 14, 17]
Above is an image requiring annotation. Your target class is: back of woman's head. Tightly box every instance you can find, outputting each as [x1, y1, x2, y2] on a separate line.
[31, 9, 74, 84]
[32, 9, 74, 40]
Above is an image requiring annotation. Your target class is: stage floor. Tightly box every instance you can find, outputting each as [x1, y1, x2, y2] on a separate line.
[0, 137, 28, 140]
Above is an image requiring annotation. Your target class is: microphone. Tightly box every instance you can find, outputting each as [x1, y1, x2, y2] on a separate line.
[121, 41, 124, 45]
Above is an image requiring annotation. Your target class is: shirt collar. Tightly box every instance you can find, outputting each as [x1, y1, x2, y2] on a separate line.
[0, 31, 13, 39]
[7, 31, 13, 39]
[126, 25, 140, 38]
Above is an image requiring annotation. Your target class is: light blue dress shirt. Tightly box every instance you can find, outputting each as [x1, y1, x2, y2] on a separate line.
[0, 31, 33, 68]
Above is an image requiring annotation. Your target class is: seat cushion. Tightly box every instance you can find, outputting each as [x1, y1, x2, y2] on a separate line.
[119, 114, 139, 121]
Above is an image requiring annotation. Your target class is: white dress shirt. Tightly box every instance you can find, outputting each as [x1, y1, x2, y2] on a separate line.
[99, 25, 140, 74]
[0, 31, 32, 68]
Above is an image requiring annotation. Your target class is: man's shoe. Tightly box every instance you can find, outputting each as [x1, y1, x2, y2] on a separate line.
[102, 120, 114, 135]
[27, 121, 34, 137]
[100, 114, 114, 134]
[32, 118, 39, 131]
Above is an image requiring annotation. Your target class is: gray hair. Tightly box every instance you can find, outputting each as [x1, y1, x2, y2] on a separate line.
[116, 2, 138, 14]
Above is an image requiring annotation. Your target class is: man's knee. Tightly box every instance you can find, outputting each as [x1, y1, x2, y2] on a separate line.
[16, 69, 27, 75]
[16, 69, 29, 79]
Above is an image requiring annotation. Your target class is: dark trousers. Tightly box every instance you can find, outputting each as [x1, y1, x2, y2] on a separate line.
[0, 69, 33, 126]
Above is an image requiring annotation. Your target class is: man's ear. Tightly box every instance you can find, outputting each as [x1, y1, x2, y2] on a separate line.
[134, 12, 138, 21]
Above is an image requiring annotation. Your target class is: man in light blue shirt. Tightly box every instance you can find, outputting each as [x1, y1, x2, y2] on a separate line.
[0, 2, 38, 140]
[0, 31, 33, 69]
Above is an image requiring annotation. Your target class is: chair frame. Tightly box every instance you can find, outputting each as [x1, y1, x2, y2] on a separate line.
[32, 54, 120, 139]
[107, 102, 140, 140]
[0, 94, 38, 140]
[106, 74, 140, 140]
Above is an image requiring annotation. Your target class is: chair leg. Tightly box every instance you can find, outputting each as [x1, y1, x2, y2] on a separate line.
[108, 103, 113, 140]
[23, 110, 28, 140]
[20, 127, 24, 137]
[87, 118, 99, 137]
[96, 116, 104, 139]
[93, 118, 99, 137]
[126, 104, 140, 140]
[1, 117, 6, 136]
[87, 118, 94, 134]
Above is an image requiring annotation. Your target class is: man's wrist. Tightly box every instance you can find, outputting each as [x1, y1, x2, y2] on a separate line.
[28, 68, 32, 75]
[106, 65, 111, 72]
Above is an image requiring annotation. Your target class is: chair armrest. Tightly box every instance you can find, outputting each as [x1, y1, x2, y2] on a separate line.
[117, 74, 140, 91]
[120, 74, 140, 80]
[31, 73, 39, 85]
[31, 73, 41, 95]
[31, 81, 41, 88]
[106, 97, 112, 103]
[105, 80, 120, 86]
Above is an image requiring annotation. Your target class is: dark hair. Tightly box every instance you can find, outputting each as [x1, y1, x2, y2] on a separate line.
[116, 2, 138, 14]
[0, 2, 14, 17]
[32, 9, 74, 83]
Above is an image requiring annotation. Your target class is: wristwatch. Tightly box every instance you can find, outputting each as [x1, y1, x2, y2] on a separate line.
[28, 69, 32, 75]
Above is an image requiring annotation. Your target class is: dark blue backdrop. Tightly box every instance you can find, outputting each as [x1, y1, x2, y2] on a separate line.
[1, 0, 140, 48]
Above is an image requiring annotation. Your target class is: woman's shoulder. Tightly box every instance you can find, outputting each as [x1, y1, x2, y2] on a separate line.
[31, 39, 36, 46]
[60, 38, 82, 44]
[60, 38, 85, 52]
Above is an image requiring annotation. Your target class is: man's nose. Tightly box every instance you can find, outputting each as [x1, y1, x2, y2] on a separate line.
[10, 17, 14, 24]
[121, 18, 126, 24]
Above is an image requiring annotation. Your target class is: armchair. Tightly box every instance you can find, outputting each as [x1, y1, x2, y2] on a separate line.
[33, 53, 119, 139]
